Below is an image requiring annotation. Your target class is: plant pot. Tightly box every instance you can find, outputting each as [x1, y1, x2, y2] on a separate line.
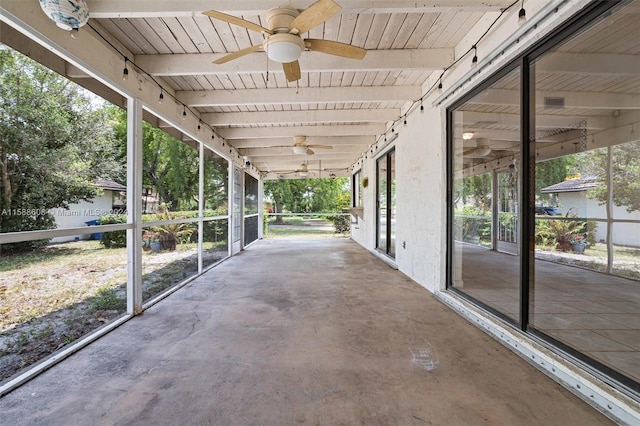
[142, 245, 151, 252]
[150, 242, 162, 253]
[556, 239, 572, 252]
[161, 238, 176, 251]
[572, 243, 586, 254]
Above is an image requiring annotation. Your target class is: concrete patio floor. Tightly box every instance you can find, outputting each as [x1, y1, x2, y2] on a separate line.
[0, 238, 611, 425]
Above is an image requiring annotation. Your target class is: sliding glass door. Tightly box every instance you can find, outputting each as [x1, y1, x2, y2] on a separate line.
[377, 150, 396, 257]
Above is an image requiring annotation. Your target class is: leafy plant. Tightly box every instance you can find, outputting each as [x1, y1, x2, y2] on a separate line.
[326, 214, 350, 233]
[98, 214, 127, 248]
[151, 204, 195, 250]
[535, 208, 593, 251]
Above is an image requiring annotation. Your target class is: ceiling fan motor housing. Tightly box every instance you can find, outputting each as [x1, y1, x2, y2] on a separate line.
[266, 6, 299, 32]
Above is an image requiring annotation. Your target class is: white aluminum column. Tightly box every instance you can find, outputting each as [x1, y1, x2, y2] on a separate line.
[126, 97, 143, 315]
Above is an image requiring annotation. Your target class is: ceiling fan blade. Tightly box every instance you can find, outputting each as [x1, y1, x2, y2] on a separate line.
[308, 144, 332, 150]
[282, 61, 301, 82]
[305, 39, 366, 59]
[307, 148, 315, 155]
[203, 10, 273, 35]
[289, 0, 340, 35]
[213, 44, 263, 64]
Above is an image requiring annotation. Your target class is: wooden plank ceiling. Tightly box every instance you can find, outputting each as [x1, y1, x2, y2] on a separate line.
[79, 0, 514, 178]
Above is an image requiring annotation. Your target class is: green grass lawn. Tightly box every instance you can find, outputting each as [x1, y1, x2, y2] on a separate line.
[0, 239, 227, 382]
[265, 227, 338, 238]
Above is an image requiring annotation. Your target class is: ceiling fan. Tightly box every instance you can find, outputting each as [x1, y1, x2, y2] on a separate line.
[203, 0, 367, 82]
[292, 135, 332, 155]
[462, 138, 493, 158]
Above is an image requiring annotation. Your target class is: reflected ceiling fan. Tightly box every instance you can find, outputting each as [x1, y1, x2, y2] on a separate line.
[462, 137, 493, 158]
[292, 135, 332, 155]
[203, 0, 367, 82]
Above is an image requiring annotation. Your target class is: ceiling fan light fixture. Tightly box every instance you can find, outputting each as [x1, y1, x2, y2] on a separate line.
[292, 146, 308, 155]
[472, 148, 491, 157]
[265, 34, 305, 63]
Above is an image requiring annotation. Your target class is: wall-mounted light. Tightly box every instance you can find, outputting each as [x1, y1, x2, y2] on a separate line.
[159, 89, 164, 104]
[462, 132, 474, 140]
[471, 45, 478, 67]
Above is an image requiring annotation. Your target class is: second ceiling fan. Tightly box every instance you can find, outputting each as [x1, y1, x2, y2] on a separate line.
[203, 0, 367, 82]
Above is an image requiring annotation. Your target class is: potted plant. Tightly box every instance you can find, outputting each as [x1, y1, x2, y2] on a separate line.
[142, 233, 153, 251]
[571, 235, 586, 254]
[544, 208, 585, 252]
[152, 205, 194, 251]
[142, 232, 162, 253]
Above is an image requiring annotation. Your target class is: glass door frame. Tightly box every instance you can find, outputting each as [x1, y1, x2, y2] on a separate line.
[376, 148, 396, 258]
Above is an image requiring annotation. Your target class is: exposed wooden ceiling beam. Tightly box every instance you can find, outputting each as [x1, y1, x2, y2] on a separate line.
[239, 145, 368, 156]
[538, 52, 640, 76]
[85, 1, 512, 18]
[134, 49, 453, 76]
[203, 109, 399, 126]
[247, 152, 363, 163]
[231, 136, 374, 149]
[219, 124, 384, 139]
[460, 111, 615, 130]
[471, 89, 640, 110]
[178, 86, 420, 107]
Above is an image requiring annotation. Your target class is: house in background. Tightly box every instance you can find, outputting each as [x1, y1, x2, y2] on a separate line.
[50, 178, 126, 243]
[542, 176, 640, 247]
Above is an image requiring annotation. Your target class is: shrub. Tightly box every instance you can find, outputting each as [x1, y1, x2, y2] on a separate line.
[326, 214, 350, 234]
[98, 214, 127, 248]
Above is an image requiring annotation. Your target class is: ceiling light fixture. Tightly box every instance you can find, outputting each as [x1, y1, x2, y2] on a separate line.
[462, 132, 474, 140]
[39, 0, 90, 31]
[292, 146, 308, 155]
[264, 34, 305, 63]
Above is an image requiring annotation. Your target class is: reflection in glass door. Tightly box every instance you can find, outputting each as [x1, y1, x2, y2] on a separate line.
[496, 168, 519, 254]
[232, 167, 242, 253]
[377, 150, 396, 258]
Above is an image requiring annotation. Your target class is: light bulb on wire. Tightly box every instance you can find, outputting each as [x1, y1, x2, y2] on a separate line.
[518, 1, 527, 26]
[122, 58, 129, 81]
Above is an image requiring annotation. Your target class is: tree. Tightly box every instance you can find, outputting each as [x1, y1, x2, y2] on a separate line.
[535, 156, 575, 204]
[110, 108, 227, 212]
[454, 173, 492, 213]
[579, 142, 640, 213]
[263, 178, 350, 223]
[0, 47, 123, 252]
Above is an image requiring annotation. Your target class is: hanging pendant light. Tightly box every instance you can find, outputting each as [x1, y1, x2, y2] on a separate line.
[39, 0, 90, 31]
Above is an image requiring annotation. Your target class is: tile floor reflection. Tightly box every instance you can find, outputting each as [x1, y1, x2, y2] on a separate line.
[457, 243, 640, 384]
